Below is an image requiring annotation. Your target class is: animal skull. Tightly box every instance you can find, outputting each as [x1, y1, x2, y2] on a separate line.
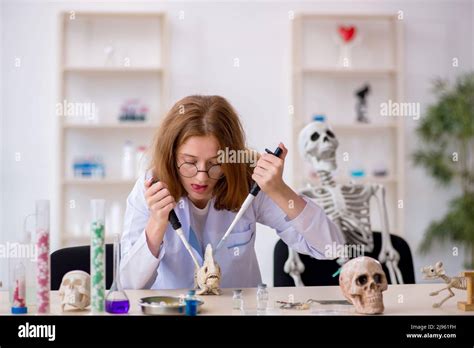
[339, 256, 388, 314]
[421, 261, 445, 279]
[195, 244, 222, 295]
[59, 270, 91, 311]
[298, 121, 339, 172]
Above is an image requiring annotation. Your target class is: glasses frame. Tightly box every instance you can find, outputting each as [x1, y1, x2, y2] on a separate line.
[177, 161, 224, 180]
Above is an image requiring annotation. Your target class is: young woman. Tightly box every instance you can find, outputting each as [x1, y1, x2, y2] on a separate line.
[120, 95, 344, 289]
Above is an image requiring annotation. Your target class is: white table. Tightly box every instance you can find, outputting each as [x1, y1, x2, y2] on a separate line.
[1, 284, 473, 315]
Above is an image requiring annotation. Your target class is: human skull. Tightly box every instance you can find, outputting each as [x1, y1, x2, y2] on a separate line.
[298, 121, 339, 172]
[59, 270, 91, 311]
[339, 257, 388, 314]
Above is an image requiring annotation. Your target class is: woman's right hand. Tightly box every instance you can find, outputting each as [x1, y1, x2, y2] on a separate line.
[144, 178, 177, 256]
[145, 179, 177, 225]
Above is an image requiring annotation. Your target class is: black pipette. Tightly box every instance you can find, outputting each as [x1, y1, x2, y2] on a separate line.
[151, 179, 200, 268]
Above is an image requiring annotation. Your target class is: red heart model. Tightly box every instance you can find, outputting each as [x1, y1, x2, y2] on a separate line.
[338, 26, 356, 43]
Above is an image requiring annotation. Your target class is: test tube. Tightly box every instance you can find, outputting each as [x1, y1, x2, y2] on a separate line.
[36, 200, 50, 314]
[11, 262, 27, 314]
[90, 199, 106, 313]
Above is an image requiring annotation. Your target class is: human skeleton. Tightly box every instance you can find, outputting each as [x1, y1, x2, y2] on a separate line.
[284, 121, 403, 285]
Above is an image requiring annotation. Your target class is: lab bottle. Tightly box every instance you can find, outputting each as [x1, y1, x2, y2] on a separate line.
[135, 146, 147, 179]
[105, 234, 130, 314]
[232, 289, 243, 310]
[121, 141, 134, 179]
[185, 289, 198, 316]
[256, 283, 268, 313]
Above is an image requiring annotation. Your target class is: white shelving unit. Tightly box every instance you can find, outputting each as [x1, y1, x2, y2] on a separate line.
[57, 12, 168, 246]
[291, 13, 404, 235]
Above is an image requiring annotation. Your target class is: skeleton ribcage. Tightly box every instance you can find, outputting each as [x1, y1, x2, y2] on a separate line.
[452, 277, 468, 290]
[300, 183, 374, 253]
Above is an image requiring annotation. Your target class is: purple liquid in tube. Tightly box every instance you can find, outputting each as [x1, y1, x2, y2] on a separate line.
[106, 299, 130, 314]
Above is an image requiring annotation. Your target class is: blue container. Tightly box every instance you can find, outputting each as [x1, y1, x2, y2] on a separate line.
[185, 290, 198, 316]
[312, 114, 326, 122]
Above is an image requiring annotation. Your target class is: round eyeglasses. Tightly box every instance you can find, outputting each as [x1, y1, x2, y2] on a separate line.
[177, 162, 224, 180]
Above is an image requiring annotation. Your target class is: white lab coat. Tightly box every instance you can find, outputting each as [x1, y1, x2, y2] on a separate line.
[120, 171, 344, 290]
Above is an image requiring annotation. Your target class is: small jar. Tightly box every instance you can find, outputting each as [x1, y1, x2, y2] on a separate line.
[232, 289, 243, 310]
[256, 283, 268, 313]
[185, 289, 198, 316]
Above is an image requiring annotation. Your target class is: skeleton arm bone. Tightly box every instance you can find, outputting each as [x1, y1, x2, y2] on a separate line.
[372, 185, 404, 284]
[284, 248, 305, 287]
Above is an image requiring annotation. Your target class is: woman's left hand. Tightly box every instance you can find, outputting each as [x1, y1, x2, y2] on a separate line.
[252, 142, 307, 219]
[252, 142, 288, 196]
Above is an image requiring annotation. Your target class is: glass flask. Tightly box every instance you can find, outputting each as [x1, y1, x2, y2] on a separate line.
[105, 233, 130, 314]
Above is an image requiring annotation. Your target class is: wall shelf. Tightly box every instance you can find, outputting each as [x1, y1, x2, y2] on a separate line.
[291, 12, 404, 235]
[331, 122, 398, 131]
[57, 11, 168, 247]
[62, 178, 137, 186]
[63, 122, 156, 130]
[335, 175, 398, 184]
[63, 66, 163, 74]
[299, 67, 397, 75]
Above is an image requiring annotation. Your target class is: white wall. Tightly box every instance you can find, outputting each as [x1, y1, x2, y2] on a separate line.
[1, 0, 473, 287]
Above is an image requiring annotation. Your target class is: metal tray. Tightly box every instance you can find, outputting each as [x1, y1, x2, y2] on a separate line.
[139, 296, 204, 315]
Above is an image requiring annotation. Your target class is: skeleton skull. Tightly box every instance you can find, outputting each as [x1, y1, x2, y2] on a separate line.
[421, 261, 445, 280]
[298, 121, 339, 172]
[339, 256, 388, 314]
[195, 244, 222, 295]
[59, 270, 91, 311]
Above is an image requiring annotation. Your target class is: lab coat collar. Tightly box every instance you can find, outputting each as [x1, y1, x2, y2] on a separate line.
[174, 195, 239, 265]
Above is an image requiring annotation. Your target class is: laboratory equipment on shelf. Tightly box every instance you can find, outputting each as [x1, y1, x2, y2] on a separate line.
[122, 141, 134, 180]
[118, 99, 148, 122]
[73, 156, 105, 178]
